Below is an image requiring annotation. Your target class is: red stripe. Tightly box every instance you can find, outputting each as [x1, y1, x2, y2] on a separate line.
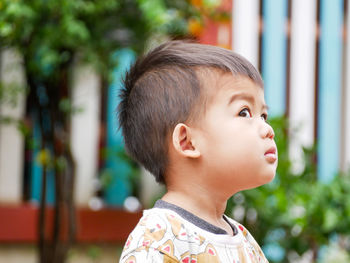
[0, 205, 142, 243]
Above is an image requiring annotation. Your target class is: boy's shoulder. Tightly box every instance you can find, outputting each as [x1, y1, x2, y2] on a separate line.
[120, 208, 207, 258]
[119, 207, 268, 263]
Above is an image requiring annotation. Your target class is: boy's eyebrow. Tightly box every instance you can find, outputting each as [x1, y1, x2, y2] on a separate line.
[228, 93, 269, 110]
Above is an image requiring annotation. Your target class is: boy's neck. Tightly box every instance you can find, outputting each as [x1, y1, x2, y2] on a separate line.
[161, 185, 233, 235]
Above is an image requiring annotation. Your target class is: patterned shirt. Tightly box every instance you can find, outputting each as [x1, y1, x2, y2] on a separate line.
[119, 200, 268, 263]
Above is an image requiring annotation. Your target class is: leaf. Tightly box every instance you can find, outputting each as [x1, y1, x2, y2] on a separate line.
[322, 209, 340, 232]
[0, 22, 13, 37]
[62, 16, 90, 42]
[36, 148, 51, 166]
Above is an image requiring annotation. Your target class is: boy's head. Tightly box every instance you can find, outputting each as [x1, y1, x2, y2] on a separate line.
[118, 41, 268, 185]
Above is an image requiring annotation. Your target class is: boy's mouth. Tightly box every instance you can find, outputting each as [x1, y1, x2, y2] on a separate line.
[264, 147, 277, 162]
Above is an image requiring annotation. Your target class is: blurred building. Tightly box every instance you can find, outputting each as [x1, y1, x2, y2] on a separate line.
[0, 0, 350, 262]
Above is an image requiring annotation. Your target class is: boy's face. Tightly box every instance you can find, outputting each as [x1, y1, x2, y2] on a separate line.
[193, 74, 277, 193]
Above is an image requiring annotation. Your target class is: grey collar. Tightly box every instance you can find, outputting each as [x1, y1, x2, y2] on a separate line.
[154, 199, 237, 235]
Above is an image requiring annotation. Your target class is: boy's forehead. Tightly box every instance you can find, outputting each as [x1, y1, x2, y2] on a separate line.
[218, 73, 261, 90]
[201, 72, 263, 98]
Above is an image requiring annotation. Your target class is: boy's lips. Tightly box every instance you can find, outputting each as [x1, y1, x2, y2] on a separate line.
[264, 147, 277, 163]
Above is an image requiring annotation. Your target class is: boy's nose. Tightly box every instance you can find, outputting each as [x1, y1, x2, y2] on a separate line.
[266, 126, 275, 139]
[260, 121, 275, 139]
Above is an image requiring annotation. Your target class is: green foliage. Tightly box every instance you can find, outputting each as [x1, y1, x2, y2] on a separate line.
[0, 0, 194, 76]
[226, 116, 350, 262]
[86, 245, 102, 261]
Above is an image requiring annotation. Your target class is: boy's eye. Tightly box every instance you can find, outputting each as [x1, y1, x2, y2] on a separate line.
[239, 108, 251, 118]
[261, 113, 268, 121]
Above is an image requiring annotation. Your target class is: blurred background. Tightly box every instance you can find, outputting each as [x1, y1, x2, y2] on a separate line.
[0, 0, 350, 262]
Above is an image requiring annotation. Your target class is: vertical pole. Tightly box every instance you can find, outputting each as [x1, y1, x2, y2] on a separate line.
[317, 0, 343, 182]
[261, 0, 288, 117]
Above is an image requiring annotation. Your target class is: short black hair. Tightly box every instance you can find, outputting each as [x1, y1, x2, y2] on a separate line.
[118, 40, 263, 184]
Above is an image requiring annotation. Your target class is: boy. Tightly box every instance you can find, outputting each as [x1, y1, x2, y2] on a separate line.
[118, 41, 277, 262]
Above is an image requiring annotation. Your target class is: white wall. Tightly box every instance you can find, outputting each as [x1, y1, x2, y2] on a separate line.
[71, 64, 100, 206]
[0, 49, 26, 204]
[288, 0, 317, 174]
[232, 0, 260, 68]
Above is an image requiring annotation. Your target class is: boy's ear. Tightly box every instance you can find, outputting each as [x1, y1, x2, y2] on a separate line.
[172, 123, 200, 158]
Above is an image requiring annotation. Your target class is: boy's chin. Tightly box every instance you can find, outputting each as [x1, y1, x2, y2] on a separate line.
[258, 164, 278, 184]
[248, 172, 276, 190]
[259, 172, 276, 185]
